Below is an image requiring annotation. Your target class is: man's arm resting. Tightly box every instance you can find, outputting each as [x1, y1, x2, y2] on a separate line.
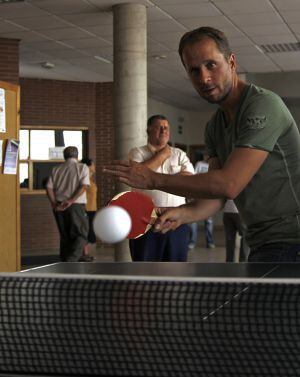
[57, 184, 88, 210]
[177, 171, 193, 176]
[46, 187, 57, 210]
[139, 145, 171, 171]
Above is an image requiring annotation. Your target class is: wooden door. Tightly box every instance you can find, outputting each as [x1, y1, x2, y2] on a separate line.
[0, 80, 20, 271]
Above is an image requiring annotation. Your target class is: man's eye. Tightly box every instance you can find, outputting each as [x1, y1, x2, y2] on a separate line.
[190, 69, 199, 77]
[206, 62, 216, 70]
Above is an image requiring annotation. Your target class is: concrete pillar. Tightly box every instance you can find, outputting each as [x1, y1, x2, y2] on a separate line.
[113, 3, 147, 261]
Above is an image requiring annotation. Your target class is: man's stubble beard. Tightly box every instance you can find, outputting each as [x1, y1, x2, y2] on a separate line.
[198, 74, 233, 105]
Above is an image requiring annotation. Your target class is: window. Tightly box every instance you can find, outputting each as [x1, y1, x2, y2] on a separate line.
[19, 127, 88, 193]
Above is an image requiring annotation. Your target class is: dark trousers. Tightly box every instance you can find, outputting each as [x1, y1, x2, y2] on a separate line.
[129, 224, 190, 262]
[248, 243, 300, 262]
[87, 211, 96, 244]
[204, 217, 214, 247]
[54, 204, 89, 262]
[223, 212, 249, 262]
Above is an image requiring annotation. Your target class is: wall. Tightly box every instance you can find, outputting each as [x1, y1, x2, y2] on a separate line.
[247, 72, 300, 129]
[0, 38, 19, 85]
[247, 71, 300, 99]
[148, 97, 215, 146]
[20, 79, 115, 255]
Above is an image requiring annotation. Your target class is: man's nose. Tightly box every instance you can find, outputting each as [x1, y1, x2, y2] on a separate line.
[199, 67, 211, 85]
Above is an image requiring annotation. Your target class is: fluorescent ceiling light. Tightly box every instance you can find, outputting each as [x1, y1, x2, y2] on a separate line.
[152, 54, 167, 60]
[0, 0, 25, 3]
[94, 55, 111, 64]
[40, 62, 55, 69]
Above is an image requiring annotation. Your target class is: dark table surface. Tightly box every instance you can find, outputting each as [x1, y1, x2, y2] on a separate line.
[21, 261, 300, 279]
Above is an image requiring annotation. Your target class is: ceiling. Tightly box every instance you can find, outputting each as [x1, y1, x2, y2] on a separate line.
[1, 0, 300, 110]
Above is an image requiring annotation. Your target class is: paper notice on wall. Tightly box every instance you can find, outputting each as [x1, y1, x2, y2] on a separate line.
[0, 140, 3, 166]
[0, 89, 6, 133]
[0, 140, 2, 166]
[49, 146, 65, 160]
[3, 139, 19, 175]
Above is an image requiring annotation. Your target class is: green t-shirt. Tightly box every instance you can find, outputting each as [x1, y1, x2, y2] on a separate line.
[205, 84, 300, 249]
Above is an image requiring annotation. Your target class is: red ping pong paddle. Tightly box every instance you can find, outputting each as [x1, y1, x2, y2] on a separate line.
[108, 191, 157, 239]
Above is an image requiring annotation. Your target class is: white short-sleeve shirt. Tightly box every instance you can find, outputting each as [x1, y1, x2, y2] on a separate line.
[129, 144, 194, 207]
[223, 199, 239, 214]
[46, 158, 90, 204]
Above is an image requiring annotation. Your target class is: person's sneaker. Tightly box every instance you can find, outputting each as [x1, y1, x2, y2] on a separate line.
[207, 243, 215, 249]
[188, 243, 196, 250]
[79, 255, 94, 262]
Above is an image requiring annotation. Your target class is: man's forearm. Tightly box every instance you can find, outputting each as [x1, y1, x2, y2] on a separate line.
[57, 185, 88, 211]
[176, 171, 193, 176]
[154, 169, 231, 199]
[153, 198, 224, 233]
[140, 146, 170, 171]
[46, 188, 57, 209]
[181, 198, 224, 223]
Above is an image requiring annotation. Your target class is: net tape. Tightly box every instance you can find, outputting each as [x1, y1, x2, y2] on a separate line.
[0, 275, 299, 376]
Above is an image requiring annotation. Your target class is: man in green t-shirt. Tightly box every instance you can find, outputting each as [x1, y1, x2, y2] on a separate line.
[104, 27, 300, 262]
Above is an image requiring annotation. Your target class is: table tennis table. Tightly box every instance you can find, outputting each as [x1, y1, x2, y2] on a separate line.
[0, 262, 299, 376]
[21, 260, 300, 278]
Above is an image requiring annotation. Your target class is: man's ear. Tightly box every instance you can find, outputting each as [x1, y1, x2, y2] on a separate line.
[229, 53, 236, 70]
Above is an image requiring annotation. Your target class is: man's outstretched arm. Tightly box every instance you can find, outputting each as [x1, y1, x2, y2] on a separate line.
[104, 147, 268, 200]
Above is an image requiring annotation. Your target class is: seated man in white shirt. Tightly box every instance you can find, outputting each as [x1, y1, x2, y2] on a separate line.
[128, 115, 194, 261]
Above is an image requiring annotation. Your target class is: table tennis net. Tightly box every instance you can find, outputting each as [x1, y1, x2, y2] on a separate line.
[0, 275, 299, 376]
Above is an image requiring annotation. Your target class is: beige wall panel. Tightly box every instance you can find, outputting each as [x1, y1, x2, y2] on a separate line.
[0, 81, 20, 271]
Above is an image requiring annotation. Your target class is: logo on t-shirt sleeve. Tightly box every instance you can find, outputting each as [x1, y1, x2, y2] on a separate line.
[246, 115, 267, 129]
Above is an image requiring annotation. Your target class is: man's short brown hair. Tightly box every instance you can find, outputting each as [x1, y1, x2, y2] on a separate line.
[178, 26, 232, 65]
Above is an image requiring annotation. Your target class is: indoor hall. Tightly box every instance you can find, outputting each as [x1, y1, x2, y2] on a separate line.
[0, 0, 300, 267]
[1, 2, 300, 376]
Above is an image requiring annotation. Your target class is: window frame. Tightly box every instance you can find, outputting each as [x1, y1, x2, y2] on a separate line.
[20, 125, 88, 194]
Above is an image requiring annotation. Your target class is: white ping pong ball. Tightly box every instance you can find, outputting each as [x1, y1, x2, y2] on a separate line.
[93, 206, 132, 244]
